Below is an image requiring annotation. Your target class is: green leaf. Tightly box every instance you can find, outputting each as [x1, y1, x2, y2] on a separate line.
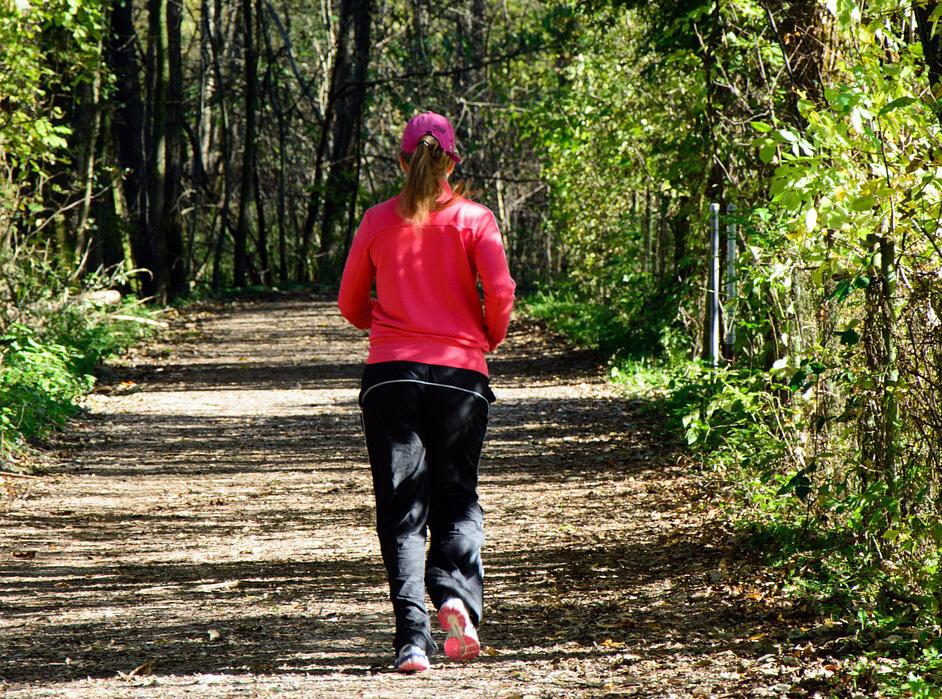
[750, 121, 772, 133]
[779, 469, 813, 500]
[879, 96, 917, 115]
[780, 190, 802, 211]
[851, 195, 875, 211]
[837, 328, 860, 345]
[805, 206, 818, 232]
[829, 275, 870, 302]
[788, 368, 809, 391]
[759, 142, 777, 164]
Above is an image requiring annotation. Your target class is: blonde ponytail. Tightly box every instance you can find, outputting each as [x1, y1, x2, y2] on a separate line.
[397, 135, 464, 224]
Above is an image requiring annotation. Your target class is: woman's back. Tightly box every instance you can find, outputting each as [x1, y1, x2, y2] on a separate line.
[338, 185, 515, 376]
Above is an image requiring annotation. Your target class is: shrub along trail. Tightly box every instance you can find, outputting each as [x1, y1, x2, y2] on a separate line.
[0, 297, 830, 698]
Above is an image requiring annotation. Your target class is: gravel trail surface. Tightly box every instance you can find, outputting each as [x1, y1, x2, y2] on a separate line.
[0, 297, 816, 698]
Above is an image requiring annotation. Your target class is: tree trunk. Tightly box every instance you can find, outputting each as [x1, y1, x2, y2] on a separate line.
[880, 236, 899, 497]
[145, 0, 168, 296]
[164, 0, 187, 298]
[317, 0, 372, 282]
[252, 0, 271, 286]
[109, 0, 161, 298]
[410, 0, 430, 75]
[92, 111, 127, 276]
[260, 1, 289, 285]
[698, 3, 725, 359]
[644, 187, 652, 276]
[253, 162, 270, 285]
[673, 197, 691, 281]
[73, 42, 104, 276]
[232, 0, 258, 287]
[296, 0, 354, 283]
[915, 2, 942, 126]
[210, 0, 233, 289]
[860, 231, 899, 523]
[178, 0, 211, 279]
[196, 0, 213, 187]
[341, 108, 363, 262]
[658, 196, 668, 280]
[762, 1, 828, 124]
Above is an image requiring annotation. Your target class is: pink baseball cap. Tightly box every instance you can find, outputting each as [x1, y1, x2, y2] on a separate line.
[400, 111, 461, 163]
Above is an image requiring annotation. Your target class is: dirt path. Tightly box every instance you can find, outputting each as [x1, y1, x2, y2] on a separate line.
[0, 297, 822, 698]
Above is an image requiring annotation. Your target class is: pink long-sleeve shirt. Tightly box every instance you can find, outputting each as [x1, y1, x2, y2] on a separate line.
[338, 182, 516, 376]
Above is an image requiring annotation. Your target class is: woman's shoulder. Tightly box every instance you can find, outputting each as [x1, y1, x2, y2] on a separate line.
[444, 196, 498, 228]
[360, 196, 403, 233]
[365, 195, 400, 220]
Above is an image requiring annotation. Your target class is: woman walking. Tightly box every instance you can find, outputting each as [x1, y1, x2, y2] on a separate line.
[338, 112, 515, 672]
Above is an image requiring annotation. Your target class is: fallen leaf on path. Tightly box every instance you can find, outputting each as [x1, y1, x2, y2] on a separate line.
[130, 659, 154, 676]
[117, 659, 155, 681]
[600, 639, 626, 648]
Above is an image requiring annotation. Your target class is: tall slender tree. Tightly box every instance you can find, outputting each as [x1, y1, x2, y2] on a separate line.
[296, 0, 353, 282]
[164, 0, 187, 297]
[317, 0, 372, 281]
[109, 0, 161, 297]
[233, 0, 258, 287]
[210, 0, 234, 289]
[144, 0, 168, 294]
[259, 2, 290, 285]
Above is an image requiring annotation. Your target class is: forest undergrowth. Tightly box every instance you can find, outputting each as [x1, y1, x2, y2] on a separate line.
[525, 290, 942, 698]
[0, 262, 160, 470]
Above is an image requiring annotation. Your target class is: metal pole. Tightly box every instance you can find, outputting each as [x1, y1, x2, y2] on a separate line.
[709, 203, 720, 367]
[645, 188, 653, 275]
[726, 203, 737, 359]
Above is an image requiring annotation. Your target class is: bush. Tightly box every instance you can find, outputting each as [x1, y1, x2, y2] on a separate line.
[0, 296, 157, 462]
[0, 326, 93, 446]
[522, 283, 683, 359]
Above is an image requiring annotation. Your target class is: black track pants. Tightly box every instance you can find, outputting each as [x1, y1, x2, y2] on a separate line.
[359, 361, 494, 655]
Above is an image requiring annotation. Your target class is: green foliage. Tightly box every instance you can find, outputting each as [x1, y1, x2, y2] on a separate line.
[523, 287, 639, 356]
[520, 0, 942, 693]
[43, 297, 155, 375]
[0, 268, 157, 462]
[522, 283, 686, 359]
[0, 301, 155, 461]
[0, 0, 107, 202]
[0, 326, 93, 444]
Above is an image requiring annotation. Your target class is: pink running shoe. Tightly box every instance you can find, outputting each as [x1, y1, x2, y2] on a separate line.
[438, 598, 480, 661]
[395, 644, 430, 673]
